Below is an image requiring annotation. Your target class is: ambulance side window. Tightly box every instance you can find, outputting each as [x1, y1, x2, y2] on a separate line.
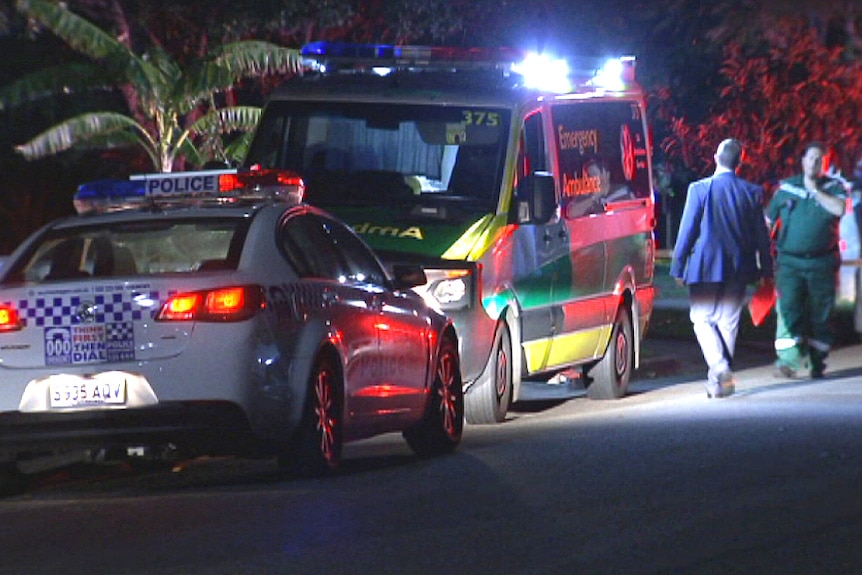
[553, 101, 649, 219]
[521, 112, 546, 180]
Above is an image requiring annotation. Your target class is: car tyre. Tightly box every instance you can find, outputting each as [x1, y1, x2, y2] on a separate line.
[404, 335, 464, 456]
[465, 321, 512, 424]
[587, 307, 633, 400]
[279, 354, 343, 477]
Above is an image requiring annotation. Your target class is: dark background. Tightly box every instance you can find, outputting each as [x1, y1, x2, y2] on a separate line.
[1, 0, 859, 253]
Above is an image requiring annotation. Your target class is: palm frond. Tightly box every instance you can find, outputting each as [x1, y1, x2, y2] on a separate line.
[17, 0, 134, 63]
[186, 106, 262, 136]
[181, 42, 301, 106]
[211, 41, 303, 76]
[0, 62, 119, 111]
[223, 132, 255, 165]
[15, 112, 154, 161]
[176, 139, 206, 169]
[16, 0, 158, 103]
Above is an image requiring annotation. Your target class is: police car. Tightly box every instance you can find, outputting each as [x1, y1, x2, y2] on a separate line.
[0, 169, 463, 489]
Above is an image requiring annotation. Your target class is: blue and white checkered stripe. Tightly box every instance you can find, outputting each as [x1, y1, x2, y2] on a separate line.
[16, 290, 162, 327]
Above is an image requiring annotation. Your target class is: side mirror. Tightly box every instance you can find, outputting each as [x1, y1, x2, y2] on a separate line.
[515, 172, 556, 225]
[390, 264, 427, 290]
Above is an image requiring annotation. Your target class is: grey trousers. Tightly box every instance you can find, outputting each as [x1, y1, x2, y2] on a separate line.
[688, 281, 748, 383]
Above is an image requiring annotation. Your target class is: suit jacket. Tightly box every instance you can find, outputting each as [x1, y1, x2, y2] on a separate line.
[670, 171, 773, 284]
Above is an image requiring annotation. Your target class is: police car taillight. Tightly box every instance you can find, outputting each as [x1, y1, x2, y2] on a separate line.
[156, 286, 265, 322]
[0, 304, 22, 332]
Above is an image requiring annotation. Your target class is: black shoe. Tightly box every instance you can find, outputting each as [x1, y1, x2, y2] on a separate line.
[811, 368, 825, 379]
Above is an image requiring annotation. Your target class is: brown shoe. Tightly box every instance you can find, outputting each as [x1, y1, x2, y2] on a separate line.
[774, 365, 797, 379]
[707, 371, 735, 398]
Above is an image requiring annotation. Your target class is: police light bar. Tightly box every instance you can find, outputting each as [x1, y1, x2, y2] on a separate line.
[74, 168, 305, 214]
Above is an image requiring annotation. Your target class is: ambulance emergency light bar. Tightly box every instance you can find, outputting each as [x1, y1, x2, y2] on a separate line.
[300, 41, 636, 94]
[73, 168, 305, 214]
[301, 41, 524, 71]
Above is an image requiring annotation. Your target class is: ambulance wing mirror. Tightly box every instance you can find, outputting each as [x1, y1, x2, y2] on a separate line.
[516, 171, 556, 225]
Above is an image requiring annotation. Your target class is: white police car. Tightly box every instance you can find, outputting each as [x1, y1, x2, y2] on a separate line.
[0, 169, 463, 489]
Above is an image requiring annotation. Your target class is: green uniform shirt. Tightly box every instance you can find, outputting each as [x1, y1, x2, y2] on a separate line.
[767, 174, 844, 262]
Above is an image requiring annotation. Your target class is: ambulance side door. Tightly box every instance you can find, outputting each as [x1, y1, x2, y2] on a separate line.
[511, 110, 569, 374]
[545, 102, 611, 367]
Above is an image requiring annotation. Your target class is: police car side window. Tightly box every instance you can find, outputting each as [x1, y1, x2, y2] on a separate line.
[280, 214, 343, 280]
[319, 216, 387, 286]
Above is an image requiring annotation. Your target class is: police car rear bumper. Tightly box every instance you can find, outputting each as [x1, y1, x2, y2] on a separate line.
[0, 401, 264, 464]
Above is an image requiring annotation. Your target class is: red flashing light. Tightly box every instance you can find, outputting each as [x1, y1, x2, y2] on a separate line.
[0, 304, 21, 332]
[157, 286, 265, 322]
[219, 170, 303, 191]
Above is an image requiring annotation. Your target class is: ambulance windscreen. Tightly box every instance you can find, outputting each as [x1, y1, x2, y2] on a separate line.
[245, 101, 510, 212]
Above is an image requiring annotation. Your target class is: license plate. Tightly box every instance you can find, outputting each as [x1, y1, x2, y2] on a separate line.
[49, 375, 127, 408]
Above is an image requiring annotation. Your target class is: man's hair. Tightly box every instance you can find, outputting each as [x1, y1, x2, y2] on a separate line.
[802, 141, 825, 157]
[716, 138, 742, 170]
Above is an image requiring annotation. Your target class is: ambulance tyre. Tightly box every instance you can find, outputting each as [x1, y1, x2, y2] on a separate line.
[279, 353, 343, 477]
[587, 307, 633, 400]
[466, 321, 512, 424]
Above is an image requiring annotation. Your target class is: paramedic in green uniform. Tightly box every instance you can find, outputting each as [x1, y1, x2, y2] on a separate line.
[767, 142, 846, 378]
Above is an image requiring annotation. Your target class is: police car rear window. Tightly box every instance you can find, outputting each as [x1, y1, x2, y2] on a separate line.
[2, 218, 246, 284]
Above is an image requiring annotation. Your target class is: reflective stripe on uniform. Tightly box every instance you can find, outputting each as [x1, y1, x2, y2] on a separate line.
[775, 337, 798, 351]
[809, 338, 831, 352]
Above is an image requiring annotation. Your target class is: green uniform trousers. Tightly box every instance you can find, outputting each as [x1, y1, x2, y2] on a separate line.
[774, 256, 837, 373]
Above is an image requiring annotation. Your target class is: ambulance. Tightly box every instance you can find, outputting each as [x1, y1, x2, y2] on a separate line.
[244, 42, 656, 423]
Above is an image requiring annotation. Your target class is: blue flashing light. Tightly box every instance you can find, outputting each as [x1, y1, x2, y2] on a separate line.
[74, 179, 147, 214]
[75, 178, 146, 199]
[302, 41, 401, 60]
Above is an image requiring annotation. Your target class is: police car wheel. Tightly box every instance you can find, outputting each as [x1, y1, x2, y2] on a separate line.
[280, 354, 343, 477]
[465, 321, 512, 424]
[404, 334, 464, 456]
[587, 307, 633, 400]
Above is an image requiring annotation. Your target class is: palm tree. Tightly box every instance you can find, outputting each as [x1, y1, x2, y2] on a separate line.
[0, 0, 303, 172]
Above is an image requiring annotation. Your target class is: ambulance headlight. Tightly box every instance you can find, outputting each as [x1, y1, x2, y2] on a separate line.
[433, 278, 467, 305]
[420, 267, 475, 312]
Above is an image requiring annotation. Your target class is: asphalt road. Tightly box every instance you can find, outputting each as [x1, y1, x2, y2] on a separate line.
[1, 336, 861, 575]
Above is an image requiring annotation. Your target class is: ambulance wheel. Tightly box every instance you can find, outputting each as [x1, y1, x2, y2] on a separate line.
[588, 307, 633, 400]
[466, 322, 512, 424]
[404, 334, 464, 456]
[279, 353, 343, 477]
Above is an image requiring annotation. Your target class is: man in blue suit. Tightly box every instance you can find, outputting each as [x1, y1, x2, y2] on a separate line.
[671, 139, 774, 398]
